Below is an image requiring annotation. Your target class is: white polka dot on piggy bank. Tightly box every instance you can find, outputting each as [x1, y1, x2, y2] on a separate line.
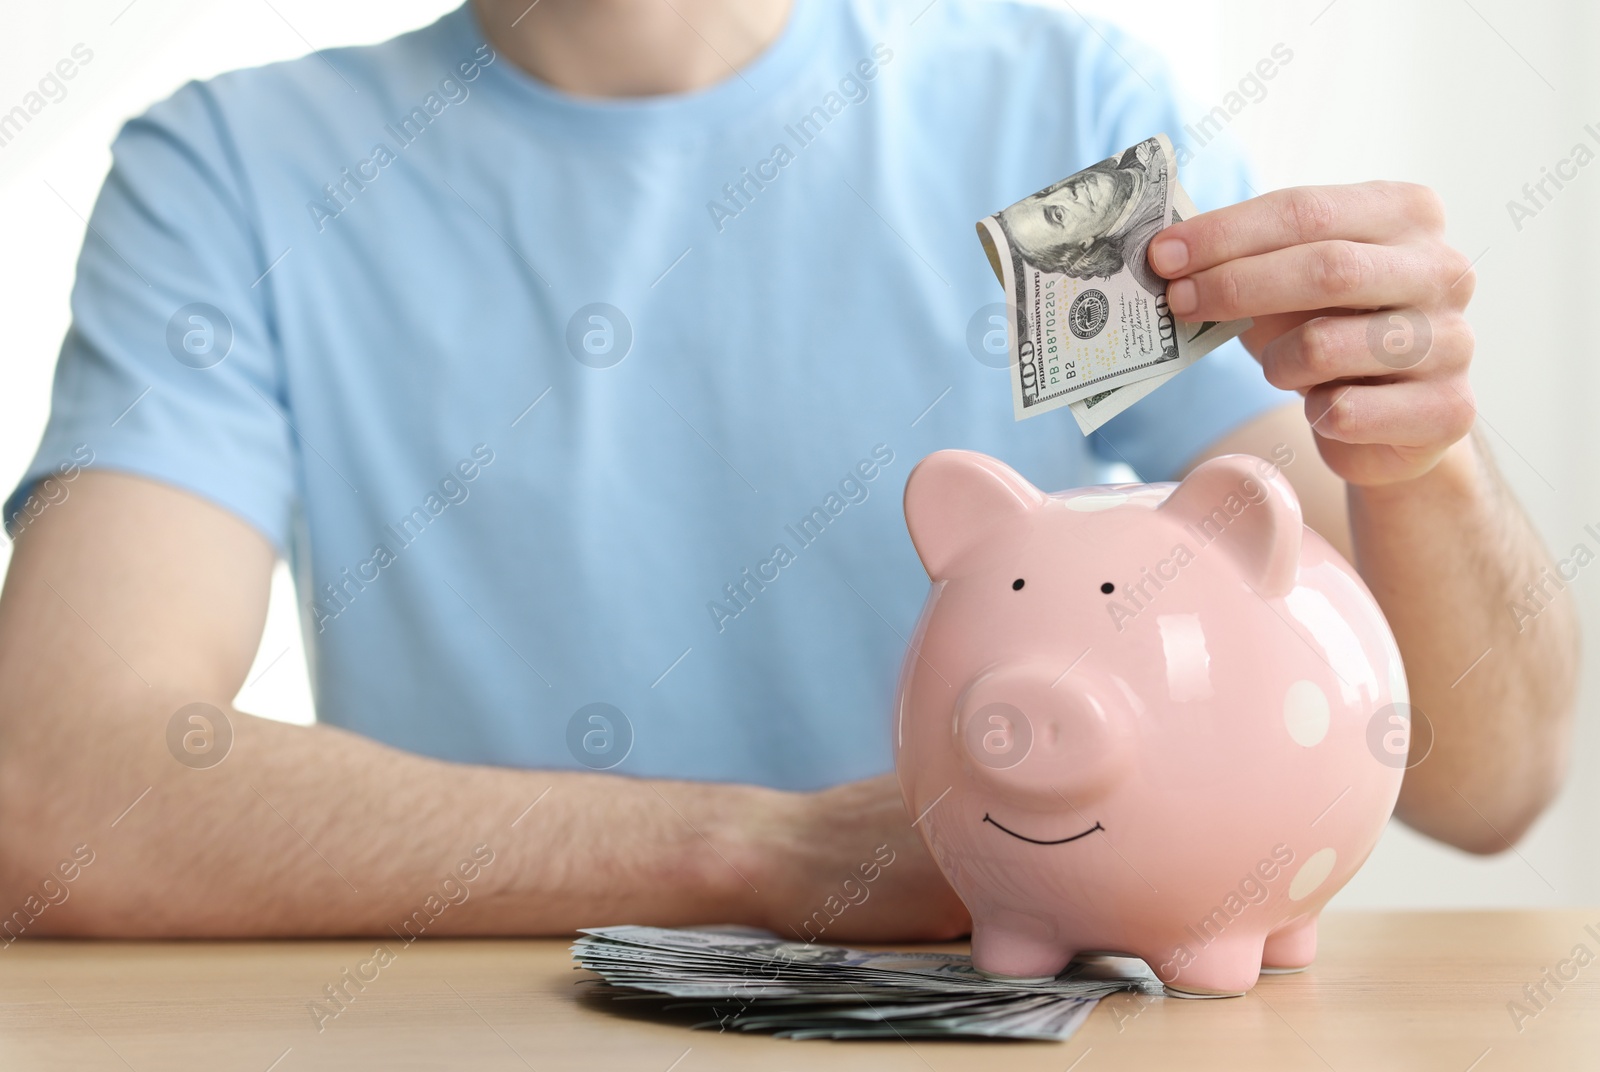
[1283, 680, 1330, 747]
[1289, 848, 1339, 901]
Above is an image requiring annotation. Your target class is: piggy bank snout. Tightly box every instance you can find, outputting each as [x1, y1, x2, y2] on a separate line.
[954, 664, 1133, 803]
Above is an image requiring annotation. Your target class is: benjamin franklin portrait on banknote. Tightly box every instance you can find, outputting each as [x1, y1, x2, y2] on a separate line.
[994, 137, 1170, 296]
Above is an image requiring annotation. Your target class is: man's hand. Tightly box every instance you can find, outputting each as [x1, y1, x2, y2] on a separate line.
[760, 775, 969, 944]
[1150, 182, 1477, 487]
[1168, 184, 1578, 852]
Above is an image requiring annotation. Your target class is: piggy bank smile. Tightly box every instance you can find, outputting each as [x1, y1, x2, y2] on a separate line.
[893, 450, 1406, 997]
[982, 814, 1104, 845]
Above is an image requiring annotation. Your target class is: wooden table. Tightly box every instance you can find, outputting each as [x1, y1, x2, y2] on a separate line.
[4, 911, 1598, 1070]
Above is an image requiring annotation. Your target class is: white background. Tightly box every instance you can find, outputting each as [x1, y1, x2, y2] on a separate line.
[2, 0, 1595, 909]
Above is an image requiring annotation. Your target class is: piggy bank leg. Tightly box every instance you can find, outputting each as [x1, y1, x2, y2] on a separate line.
[1157, 933, 1265, 998]
[1260, 916, 1318, 974]
[970, 921, 1073, 983]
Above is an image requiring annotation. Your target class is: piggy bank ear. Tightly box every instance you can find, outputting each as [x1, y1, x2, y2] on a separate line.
[1158, 454, 1303, 598]
[904, 451, 1044, 580]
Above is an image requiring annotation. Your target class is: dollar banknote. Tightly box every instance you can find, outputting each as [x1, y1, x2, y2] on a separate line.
[975, 134, 1251, 432]
[572, 925, 1158, 1041]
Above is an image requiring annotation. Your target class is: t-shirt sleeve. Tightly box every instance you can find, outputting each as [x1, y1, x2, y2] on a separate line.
[3, 80, 296, 552]
[1073, 22, 1297, 481]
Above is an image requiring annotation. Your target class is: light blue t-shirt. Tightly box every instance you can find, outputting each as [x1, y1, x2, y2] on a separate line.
[6, 0, 1290, 788]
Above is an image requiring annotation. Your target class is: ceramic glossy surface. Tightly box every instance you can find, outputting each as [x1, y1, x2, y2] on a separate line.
[895, 450, 1407, 996]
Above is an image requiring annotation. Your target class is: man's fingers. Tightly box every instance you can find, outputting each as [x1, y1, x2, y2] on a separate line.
[1167, 240, 1459, 322]
[1260, 310, 1473, 390]
[1305, 378, 1477, 448]
[1148, 182, 1445, 278]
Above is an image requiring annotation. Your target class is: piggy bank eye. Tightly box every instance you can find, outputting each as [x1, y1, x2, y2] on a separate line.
[1012, 578, 1025, 591]
[1100, 582, 1115, 594]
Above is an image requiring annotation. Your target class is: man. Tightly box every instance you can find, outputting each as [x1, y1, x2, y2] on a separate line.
[996, 136, 1169, 294]
[0, 0, 1576, 943]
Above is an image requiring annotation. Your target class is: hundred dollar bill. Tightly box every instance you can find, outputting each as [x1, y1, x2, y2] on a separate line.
[976, 134, 1250, 430]
[572, 925, 1158, 1041]
[1066, 182, 1250, 433]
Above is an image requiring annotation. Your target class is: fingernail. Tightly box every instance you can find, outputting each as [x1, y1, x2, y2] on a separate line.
[1167, 278, 1197, 316]
[1149, 237, 1188, 275]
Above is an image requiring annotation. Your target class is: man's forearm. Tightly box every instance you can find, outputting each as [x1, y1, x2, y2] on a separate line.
[1348, 432, 1578, 851]
[0, 475, 969, 944]
[0, 685, 777, 937]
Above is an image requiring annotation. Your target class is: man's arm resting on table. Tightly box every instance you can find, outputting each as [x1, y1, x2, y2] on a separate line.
[1190, 404, 1578, 853]
[0, 472, 967, 939]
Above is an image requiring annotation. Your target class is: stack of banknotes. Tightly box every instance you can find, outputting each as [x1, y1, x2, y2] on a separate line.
[571, 925, 1158, 1041]
[976, 133, 1251, 434]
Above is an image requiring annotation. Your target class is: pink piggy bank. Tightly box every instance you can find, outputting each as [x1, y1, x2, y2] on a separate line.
[895, 449, 1407, 997]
